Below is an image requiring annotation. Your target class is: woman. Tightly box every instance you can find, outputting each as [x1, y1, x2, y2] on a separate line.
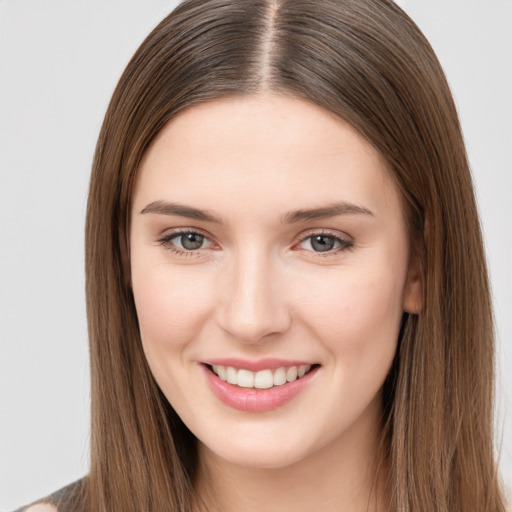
[18, 0, 507, 510]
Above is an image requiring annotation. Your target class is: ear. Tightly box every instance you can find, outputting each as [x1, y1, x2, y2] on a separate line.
[403, 249, 422, 314]
[403, 220, 426, 314]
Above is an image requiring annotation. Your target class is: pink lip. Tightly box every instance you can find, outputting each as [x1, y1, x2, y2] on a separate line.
[202, 358, 314, 372]
[201, 363, 319, 413]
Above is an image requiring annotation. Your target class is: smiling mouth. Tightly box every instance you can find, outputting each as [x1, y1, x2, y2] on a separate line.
[206, 364, 318, 389]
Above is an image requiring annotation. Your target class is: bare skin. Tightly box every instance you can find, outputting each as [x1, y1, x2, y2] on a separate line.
[26, 505, 57, 512]
[194, 394, 390, 512]
[130, 93, 421, 512]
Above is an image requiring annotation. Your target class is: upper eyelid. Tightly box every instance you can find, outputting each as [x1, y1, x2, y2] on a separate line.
[157, 227, 351, 242]
[158, 227, 211, 240]
[296, 228, 353, 244]
[157, 228, 352, 254]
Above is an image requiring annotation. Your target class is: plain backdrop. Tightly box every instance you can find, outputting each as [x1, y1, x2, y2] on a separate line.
[0, 0, 511, 509]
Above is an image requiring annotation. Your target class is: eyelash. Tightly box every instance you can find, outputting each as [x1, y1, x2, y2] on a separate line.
[157, 230, 211, 257]
[156, 229, 354, 258]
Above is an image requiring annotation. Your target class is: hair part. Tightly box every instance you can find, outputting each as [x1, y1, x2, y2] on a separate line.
[84, 1, 506, 510]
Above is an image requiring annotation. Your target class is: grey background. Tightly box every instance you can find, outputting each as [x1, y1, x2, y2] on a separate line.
[1, 0, 510, 509]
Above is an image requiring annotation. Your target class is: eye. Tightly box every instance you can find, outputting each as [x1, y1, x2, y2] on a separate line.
[157, 230, 212, 254]
[297, 232, 353, 254]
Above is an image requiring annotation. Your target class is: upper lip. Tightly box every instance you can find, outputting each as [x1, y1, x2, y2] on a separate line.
[201, 358, 317, 372]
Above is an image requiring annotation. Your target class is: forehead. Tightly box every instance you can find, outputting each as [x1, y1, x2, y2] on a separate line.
[132, 94, 402, 224]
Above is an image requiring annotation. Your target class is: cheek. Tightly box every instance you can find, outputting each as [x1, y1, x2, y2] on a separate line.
[132, 263, 215, 351]
[296, 266, 404, 362]
[131, 263, 217, 408]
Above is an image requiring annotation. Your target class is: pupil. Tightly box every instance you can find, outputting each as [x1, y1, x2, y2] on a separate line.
[311, 235, 335, 252]
[181, 233, 203, 250]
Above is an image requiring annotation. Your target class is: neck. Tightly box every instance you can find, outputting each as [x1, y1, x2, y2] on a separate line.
[193, 401, 390, 512]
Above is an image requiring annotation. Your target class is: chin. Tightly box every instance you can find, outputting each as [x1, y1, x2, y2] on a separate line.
[201, 438, 313, 470]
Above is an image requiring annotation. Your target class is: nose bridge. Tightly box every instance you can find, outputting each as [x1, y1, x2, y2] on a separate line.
[218, 243, 290, 344]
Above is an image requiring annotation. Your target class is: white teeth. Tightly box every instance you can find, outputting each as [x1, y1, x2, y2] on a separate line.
[273, 367, 287, 386]
[226, 366, 237, 385]
[211, 364, 314, 388]
[286, 366, 298, 382]
[237, 369, 254, 388]
[216, 365, 227, 381]
[254, 369, 273, 389]
[298, 364, 311, 378]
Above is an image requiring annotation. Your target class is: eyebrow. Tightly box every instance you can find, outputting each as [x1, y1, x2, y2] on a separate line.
[140, 200, 373, 224]
[140, 201, 224, 224]
[282, 202, 374, 223]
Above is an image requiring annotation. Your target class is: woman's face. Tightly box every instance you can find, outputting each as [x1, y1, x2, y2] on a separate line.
[130, 94, 421, 469]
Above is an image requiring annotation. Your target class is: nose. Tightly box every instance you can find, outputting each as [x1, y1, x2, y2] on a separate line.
[216, 247, 291, 344]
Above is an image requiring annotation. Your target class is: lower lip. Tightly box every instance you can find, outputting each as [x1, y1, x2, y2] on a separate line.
[202, 365, 319, 413]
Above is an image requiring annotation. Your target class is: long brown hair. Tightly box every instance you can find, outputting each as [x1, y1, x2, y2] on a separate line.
[84, 0, 506, 510]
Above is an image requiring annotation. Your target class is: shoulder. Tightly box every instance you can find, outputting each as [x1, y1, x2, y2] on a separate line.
[24, 506, 57, 512]
[13, 478, 86, 512]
